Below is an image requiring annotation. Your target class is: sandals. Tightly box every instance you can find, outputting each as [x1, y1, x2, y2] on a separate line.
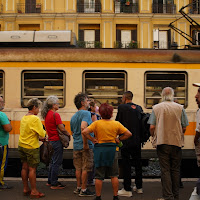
[23, 191, 31, 196]
[50, 183, 65, 190]
[30, 192, 45, 199]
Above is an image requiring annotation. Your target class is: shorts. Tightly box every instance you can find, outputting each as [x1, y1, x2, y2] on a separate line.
[73, 149, 93, 172]
[95, 155, 119, 180]
[18, 146, 40, 168]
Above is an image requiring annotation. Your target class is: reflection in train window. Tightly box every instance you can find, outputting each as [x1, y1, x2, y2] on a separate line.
[22, 70, 65, 107]
[83, 71, 127, 108]
[144, 71, 188, 109]
[0, 71, 4, 98]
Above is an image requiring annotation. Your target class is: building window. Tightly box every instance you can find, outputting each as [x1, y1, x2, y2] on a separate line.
[144, 71, 188, 109]
[115, 0, 138, 14]
[115, 24, 137, 48]
[83, 71, 127, 108]
[77, 0, 101, 13]
[22, 71, 65, 107]
[153, 29, 171, 49]
[152, 0, 176, 14]
[0, 71, 4, 98]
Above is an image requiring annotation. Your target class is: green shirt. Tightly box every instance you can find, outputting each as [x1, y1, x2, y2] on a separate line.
[0, 111, 10, 146]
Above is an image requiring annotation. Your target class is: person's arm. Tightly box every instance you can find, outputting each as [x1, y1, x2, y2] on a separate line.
[81, 121, 89, 149]
[118, 130, 132, 141]
[2, 124, 12, 132]
[150, 125, 156, 137]
[148, 110, 156, 137]
[57, 124, 71, 139]
[82, 127, 98, 144]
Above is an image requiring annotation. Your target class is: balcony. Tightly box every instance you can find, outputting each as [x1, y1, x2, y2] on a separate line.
[77, 41, 102, 48]
[115, 2, 138, 13]
[152, 3, 176, 14]
[17, 3, 41, 14]
[114, 41, 138, 49]
[77, 3, 101, 13]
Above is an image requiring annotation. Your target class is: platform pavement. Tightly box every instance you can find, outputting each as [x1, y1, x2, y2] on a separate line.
[0, 178, 197, 200]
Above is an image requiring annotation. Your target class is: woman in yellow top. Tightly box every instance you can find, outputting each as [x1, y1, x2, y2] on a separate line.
[18, 98, 46, 199]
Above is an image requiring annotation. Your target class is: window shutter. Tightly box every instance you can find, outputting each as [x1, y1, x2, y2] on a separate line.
[116, 29, 121, 41]
[131, 30, 137, 41]
[95, 29, 100, 41]
[78, 0, 84, 12]
[95, 0, 101, 12]
[79, 29, 84, 41]
[26, 0, 36, 13]
[167, 29, 171, 49]
[192, 30, 197, 45]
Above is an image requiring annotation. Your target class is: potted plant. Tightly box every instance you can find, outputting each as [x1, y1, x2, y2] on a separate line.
[126, 0, 130, 5]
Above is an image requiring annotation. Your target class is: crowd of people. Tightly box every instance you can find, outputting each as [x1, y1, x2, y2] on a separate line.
[1, 85, 200, 200]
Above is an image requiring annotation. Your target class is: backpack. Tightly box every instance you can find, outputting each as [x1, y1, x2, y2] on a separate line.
[140, 112, 151, 147]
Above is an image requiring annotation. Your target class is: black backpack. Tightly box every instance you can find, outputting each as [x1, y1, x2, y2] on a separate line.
[140, 112, 151, 147]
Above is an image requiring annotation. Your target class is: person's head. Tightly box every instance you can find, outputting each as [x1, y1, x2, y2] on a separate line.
[99, 103, 113, 119]
[27, 98, 42, 115]
[195, 87, 200, 108]
[41, 95, 59, 119]
[161, 87, 174, 102]
[74, 92, 90, 110]
[0, 96, 5, 111]
[122, 91, 133, 104]
[89, 101, 96, 112]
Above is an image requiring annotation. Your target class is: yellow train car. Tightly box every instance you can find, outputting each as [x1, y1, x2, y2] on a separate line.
[0, 48, 199, 159]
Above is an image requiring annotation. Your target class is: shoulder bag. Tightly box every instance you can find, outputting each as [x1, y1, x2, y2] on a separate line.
[53, 112, 70, 148]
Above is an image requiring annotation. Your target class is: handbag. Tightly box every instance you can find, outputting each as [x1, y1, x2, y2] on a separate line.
[40, 140, 54, 166]
[53, 113, 70, 148]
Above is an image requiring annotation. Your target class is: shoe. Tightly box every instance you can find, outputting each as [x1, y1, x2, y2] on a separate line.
[94, 196, 102, 200]
[0, 184, 13, 189]
[79, 188, 95, 197]
[74, 187, 81, 194]
[30, 192, 45, 199]
[23, 191, 31, 196]
[113, 196, 119, 200]
[157, 198, 165, 200]
[50, 182, 65, 190]
[133, 185, 143, 194]
[87, 182, 95, 186]
[118, 188, 132, 197]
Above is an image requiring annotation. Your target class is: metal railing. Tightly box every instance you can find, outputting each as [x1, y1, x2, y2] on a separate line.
[189, 4, 200, 14]
[152, 3, 176, 14]
[77, 41, 102, 48]
[16, 3, 42, 14]
[114, 41, 138, 49]
[115, 2, 138, 13]
[77, 3, 101, 13]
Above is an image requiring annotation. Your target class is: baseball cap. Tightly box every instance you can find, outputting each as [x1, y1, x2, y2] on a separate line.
[193, 83, 200, 87]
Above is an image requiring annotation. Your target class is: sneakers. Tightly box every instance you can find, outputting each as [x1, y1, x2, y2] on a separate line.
[118, 188, 132, 197]
[79, 188, 95, 197]
[0, 184, 13, 189]
[133, 185, 143, 194]
[74, 187, 81, 194]
[113, 196, 120, 200]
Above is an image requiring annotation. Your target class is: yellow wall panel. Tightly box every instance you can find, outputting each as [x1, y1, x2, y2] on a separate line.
[43, 0, 54, 12]
[140, 0, 151, 13]
[103, 21, 112, 48]
[140, 22, 150, 48]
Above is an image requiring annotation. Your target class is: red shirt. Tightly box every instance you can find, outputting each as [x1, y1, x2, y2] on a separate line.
[45, 110, 62, 141]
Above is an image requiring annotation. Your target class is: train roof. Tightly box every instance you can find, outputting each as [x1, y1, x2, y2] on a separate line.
[0, 48, 200, 63]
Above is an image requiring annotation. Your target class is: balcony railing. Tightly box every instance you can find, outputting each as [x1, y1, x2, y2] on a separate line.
[77, 3, 101, 13]
[17, 3, 42, 14]
[115, 2, 138, 13]
[152, 3, 176, 14]
[77, 41, 102, 48]
[114, 41, 138, 49]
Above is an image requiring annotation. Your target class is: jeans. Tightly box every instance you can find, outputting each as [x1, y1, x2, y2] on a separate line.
[157, 144, 182, 200]
[121, 146, 142, 191]
[48, 140, 63, 186]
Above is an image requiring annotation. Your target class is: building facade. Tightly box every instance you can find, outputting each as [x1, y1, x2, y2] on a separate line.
[0, 0, 199, 49]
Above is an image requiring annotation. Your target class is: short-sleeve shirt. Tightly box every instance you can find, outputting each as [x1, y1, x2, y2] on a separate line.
[87, 120, 128, 144]
[70, 110, 93, 151]
[0, 112, 10, 146]
[45, 110, 62, 141]
[19, 115, 46, 149]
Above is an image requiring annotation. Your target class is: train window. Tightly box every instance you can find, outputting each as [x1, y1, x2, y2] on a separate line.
[22, 70, 65, 107]
[83, 71, 127, 108]
[0, 71, 4, 98]
[144, 71, 188, 109]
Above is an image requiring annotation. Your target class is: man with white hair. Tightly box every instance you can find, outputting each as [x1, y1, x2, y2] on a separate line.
[148, 87, 189, 200]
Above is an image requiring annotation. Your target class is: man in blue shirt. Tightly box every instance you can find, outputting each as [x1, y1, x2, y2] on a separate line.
[0, 96, 12, 189]
[70, 93, 94, 197]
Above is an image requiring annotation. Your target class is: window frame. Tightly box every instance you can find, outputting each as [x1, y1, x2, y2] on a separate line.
[0, 70, 5, 99]
[144, 71, 188, 109]
[21, 70, 66, 108]
[83, 70, 127, 108]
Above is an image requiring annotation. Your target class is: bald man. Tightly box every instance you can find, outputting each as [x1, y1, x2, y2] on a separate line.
[148, 87, 189, 200]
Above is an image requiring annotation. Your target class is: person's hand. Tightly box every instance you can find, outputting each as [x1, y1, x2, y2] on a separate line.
[92, 138, 98, 144]
[39, 137, 46, 142]
[115, 138, 120, 144]
[83, 144, 89, 150]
